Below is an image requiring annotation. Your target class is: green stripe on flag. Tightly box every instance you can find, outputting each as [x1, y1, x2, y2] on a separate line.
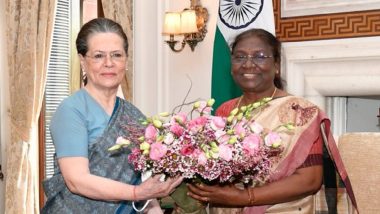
[211, 27, 241, 112]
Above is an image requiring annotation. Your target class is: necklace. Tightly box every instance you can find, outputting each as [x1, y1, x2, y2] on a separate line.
[236, 87, 277, 108]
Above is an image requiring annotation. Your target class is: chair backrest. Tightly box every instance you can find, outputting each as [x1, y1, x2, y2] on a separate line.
[338, 132, 380, 214]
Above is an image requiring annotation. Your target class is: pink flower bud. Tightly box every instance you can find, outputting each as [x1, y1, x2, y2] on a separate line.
[264, 132, 282, 147]
[145, 125, 157, 141]
[170, 124, 184, 137]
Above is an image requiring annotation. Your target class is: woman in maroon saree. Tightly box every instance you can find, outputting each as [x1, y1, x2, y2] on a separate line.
[187, 29, 358, 214]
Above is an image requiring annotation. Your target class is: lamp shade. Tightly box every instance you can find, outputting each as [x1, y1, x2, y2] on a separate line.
[180, 10, 198, 34]
[163, 12, 181, 35]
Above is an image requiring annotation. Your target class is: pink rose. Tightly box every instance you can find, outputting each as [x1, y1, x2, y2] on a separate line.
[219, 144, 233, 161]
[249, 121, 263, 134]
[188, 116, 208, 133]
[214, 130, 226, 139]
[264, 132, 282, 147]
[170, 124, 184, 137]
[210, 116, 226, 130]
[196, 101, 212, 114]
[217, 134, 229, 144]
[234, 121, 246, 137]
[149, 142, 168, 160]
[242, 134, 261, 155]
[194, 116, 208, 126]
[145, 124, 157, 141]
[193, 149, 207, 165]
[171, 112, 187, 125]
[180, 144, 195, 156]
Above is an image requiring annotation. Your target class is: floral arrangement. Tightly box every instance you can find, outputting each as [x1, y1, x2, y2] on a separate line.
[110, 97, 294, 185]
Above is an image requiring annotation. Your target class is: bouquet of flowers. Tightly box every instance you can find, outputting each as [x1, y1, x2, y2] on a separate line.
[109, 97, 294, 212]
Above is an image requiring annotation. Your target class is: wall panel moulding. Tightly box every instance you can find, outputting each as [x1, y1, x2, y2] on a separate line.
[273, 0, 380, 42]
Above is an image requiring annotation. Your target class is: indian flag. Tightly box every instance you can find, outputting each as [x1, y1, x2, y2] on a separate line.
[211, 0, 275, 110]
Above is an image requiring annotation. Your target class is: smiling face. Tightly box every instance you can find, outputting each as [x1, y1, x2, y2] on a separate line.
[231, 36, 279, 94]
[79, 32, 127, 92]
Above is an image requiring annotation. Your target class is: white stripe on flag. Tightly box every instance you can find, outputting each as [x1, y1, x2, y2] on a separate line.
[217, 0, 275, 45]
[211, 0, 276, 110]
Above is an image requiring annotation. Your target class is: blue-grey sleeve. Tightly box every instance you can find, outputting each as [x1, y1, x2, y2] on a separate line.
[50, 102, 88, 158]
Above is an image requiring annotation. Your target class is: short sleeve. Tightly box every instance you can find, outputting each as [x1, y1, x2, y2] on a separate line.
[50, 102, 89, 158]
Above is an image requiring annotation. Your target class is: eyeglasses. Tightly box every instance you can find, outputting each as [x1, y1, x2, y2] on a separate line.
[85, 51, 126, 63]
[231, 52, 273, 65]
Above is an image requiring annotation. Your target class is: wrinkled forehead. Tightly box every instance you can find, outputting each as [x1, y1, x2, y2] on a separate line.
[86, 32, 125, 51]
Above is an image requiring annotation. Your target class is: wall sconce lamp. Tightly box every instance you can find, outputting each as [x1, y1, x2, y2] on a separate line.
[163, 0, 209, 52]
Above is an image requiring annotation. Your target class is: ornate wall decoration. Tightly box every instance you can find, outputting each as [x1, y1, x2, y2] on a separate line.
[273, 0, 380, 42]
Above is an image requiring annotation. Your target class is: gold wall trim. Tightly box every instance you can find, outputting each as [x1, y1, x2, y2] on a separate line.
[274, 0, 380, 42]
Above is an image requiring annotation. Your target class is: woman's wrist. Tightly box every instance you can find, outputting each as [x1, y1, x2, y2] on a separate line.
[133, 185, 137, 201]
[246, 187, 255, 206]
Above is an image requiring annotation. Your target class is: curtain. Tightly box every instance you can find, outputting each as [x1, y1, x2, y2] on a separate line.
[5, 0, 56, 213]
[101, 0, 134, 101]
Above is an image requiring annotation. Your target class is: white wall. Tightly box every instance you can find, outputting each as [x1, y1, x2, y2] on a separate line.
[134, 0, 218, 115]
[0, 0, 8, 211]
